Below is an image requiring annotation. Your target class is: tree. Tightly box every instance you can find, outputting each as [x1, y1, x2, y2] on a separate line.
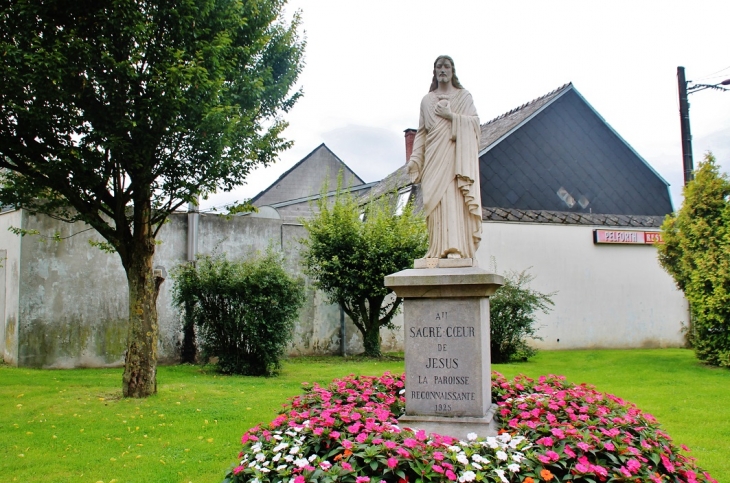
[300, 186, 428, 357]
[658, 153, 730, 367]
[0, 0, 304, 396]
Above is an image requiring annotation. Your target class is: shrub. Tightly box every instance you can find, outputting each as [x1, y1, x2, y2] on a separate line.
[658, 153, 730, 367]
[223, 372, 715, 483]
[172, 250, 304, 376]
[490, 270, 554, 363]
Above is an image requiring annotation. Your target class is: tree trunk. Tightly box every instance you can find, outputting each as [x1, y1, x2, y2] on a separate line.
[362, 326, 382, 358]
[180, 300, 197, 363]
[122, 236, 159, 398]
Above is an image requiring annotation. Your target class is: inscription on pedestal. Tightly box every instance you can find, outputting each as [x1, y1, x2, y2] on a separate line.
[404, 298, 488, 417]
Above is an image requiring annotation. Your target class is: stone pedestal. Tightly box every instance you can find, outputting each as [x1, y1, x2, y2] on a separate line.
[384, 267, 503, 440]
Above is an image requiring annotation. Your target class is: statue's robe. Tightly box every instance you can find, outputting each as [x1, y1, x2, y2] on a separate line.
[408, 89, 482, 259]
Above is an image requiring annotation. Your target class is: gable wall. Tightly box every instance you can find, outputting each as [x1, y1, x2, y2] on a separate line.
[254, 147, 363, 207]
[480, 90, 673, 216]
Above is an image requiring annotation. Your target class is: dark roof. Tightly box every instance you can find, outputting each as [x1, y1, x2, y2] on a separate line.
[479, 84, 673, 216]
[479, 83, 571, 152]
[482, 207, 664, 227]
[250, 143, 365, 204]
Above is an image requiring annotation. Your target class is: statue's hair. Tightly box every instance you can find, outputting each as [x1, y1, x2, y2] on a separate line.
[429, 55, 464, 92]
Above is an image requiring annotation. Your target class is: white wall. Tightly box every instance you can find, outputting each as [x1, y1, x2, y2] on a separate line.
[476, 221, 687, 349]
[0, 209, 22, 364]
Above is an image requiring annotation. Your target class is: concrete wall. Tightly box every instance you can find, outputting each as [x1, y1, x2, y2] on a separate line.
[0, 209, 22, 364]
[1, 209, 402, 368]
[475, 221, 687, 349]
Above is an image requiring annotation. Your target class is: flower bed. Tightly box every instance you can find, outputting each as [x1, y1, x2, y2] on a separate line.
[223, 372, 716, 483]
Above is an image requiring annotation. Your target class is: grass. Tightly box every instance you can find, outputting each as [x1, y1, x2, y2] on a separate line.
[0, 349, 727, 482]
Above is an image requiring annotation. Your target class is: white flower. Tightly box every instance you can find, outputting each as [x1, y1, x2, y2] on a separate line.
[294, 457, 309, 468]
[320, 461, 332, 470]
[276, 464, 287, 471]
[255, 453, 266, 462]
[273, 434, 283, 440]
[511, 453, 523, 463]
[252, 443, 263, 453]
[472, 462, 482, 470]
[458, 471, 476, 482]
[399, 389, 405, 394]
[508, 463, 520, 473]
[495, 469, 508, 483]
[285, 431, 297, 437]
[457, 454, 469, 465]
[260, 468, 270, 473]
[289, 446, 300, 455]
[496, 451, 508, 461]
[272, 453, 281, 462]
[497, 433, 511, 443]
[467, 432, 478, 441]
[273, 443, 288, 452]
[308, 454, 317, 462]
[448, 445, 461, 452]
[284, 455, 294, 463]
[294, 426, 303, 432]
[485, 437, 499, 449]
[248, 461, 257, 468]
[471, 454, 485, 464]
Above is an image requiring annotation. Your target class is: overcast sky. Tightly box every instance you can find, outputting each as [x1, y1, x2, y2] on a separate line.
[201, 0, 730, 212]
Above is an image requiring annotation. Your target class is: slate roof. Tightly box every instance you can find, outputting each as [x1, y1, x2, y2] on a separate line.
[482, 207, 664, 227]
[479, 84, 673, 216]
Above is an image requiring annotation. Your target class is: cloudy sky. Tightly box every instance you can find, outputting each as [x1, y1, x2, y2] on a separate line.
[201, 0, 730, 212]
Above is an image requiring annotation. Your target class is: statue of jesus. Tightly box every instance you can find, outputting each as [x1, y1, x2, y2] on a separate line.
[407, 55, 482, 262]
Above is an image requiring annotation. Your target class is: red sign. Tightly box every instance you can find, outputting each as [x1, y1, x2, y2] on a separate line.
[593, 230, 664, 245]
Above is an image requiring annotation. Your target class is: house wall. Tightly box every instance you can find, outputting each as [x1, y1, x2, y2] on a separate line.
[0, 209, 23, 364]
[475, 221, 687, 349]
[2, 209, 402, 368]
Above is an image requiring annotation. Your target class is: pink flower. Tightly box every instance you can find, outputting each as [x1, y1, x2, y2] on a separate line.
[403, 438, 418, 448]
[313, 427, 324, 436]
[445, 469, 457, 481]
[294, 476, 305, 483]
[575, 463, 589, 473]
[433, 451, 444, 461]
[550, 428, 565, 439]
[342, 439, 353, 449]
[538, 450, 560, 464]
[563, 445, 576, 458]
[387, 457, 398, 469]
[577, 442, 591, 451]
[397, 448, 410, 458]
[661, 454, 675, 473]
[233, 465, 245, 475]
[330, 431, 341, 439]
[604, 442, 615, 451]
[432, 464, 444, 473]
[356, 477, 370, 483]
[356, 432, 368, 443]
[342, 462, 353, 471]
[415, 429, 427, 441]
[384, 440, 397, 449]
[536, 436, 554, 447]
[626, 459, 641, 473]
[620, 466, 632, 478]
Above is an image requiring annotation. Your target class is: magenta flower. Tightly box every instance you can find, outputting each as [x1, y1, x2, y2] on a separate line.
[341, 461, 353, 471]
[356, 477, 370, 483]
[536, 436, 554, 447]
[403, 438, 418, 448]
[387, 457, 398, 469]
[384, 440, 397, 449]
[445, 469, 457, 481]
[294, 476, 305, 483]
[233, 465, 245, 475]
[341, 439, 353, 449]
[432, 451, 444, 461]
[432, 464, 444, 473]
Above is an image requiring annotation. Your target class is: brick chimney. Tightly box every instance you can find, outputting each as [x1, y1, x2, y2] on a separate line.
[404, 128, 417, 163]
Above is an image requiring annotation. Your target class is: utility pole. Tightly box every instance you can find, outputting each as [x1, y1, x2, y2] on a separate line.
[677, 67, 693, 186]
[677, 66, 730, 186]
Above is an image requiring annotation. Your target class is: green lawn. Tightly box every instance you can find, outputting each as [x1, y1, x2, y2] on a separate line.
[0, 349, 727, 483]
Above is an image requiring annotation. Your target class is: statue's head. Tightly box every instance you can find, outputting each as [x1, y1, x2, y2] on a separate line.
[429, 55, 464, 92]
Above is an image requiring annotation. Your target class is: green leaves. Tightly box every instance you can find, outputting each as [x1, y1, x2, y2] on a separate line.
[658, 153, 730, 367]
[300, 182, 428, 356]
[490, 269, 554, 363]
[170, 250, 305, 376]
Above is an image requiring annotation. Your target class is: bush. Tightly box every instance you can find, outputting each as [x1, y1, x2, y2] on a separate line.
[490, 270, 554, 363]
[171, 250, 304, 376]
[222, 372, 716, 483]
[658, 153, 730, 367]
